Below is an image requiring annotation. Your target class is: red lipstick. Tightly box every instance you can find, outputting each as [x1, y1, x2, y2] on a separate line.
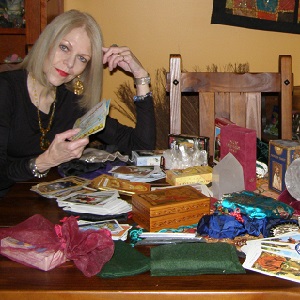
[56, 68, 69, 77]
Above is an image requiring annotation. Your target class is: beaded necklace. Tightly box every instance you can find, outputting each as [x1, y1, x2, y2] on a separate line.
[31, 76, 56, 150]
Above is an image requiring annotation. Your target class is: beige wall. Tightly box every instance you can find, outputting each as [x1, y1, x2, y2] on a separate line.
[65, 0, 300, 124]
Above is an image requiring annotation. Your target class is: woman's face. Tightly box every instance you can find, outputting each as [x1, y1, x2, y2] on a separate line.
[43, 27, 91, 86]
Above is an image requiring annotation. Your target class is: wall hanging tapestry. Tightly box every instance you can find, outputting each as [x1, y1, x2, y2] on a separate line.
[211, 0, 300, 34]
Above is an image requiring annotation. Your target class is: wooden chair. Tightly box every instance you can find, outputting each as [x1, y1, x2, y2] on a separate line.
[166, 54, 293, 155]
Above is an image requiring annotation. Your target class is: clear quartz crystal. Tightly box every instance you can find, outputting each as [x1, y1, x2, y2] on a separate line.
[285, 158, 300, 200]
[212, 152, 245, 200]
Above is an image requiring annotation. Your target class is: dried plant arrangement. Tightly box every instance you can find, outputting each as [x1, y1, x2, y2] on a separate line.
[205, 62, 250, 73]
[112, 81, 136, 124]
[112, 69, 169, 149]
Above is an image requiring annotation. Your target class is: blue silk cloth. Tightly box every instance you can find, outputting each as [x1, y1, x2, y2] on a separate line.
[197, 213, 268, 239]
[217, 191, 294, 219]
[197, 213, 299, 239]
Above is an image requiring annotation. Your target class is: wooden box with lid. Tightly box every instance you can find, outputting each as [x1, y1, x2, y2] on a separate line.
[132, 185, 210, 232]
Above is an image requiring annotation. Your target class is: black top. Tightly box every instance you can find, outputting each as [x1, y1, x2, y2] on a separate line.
[0, 69, 155, 193]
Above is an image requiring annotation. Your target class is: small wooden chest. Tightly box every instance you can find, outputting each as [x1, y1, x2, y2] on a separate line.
[132, 185, 210, 232]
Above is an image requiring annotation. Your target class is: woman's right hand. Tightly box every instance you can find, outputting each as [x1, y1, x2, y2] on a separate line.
[35, 128, 89, 172]
[102, 45, 148, 78]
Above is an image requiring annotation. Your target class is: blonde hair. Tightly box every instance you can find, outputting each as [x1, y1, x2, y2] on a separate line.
[21, 10, 103, 110]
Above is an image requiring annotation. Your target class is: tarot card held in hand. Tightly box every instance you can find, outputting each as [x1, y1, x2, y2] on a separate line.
[71, 99, 110, 141]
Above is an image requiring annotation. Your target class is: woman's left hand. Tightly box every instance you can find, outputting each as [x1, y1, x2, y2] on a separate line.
[102, 45, 148, 78]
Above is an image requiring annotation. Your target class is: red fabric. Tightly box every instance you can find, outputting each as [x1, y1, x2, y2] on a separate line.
[58, 215, 114, 277]
[0, 214, 114, 277]
[278, 189, 300, 216]
[0, 214, 61, 250]
[220, 125, 257, 191]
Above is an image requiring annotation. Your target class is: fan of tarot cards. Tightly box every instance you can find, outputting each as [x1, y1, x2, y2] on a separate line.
[70, 98, 110, 141]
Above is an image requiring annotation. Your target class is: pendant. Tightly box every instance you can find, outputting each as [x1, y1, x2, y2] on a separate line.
[40, 135, 50, 151]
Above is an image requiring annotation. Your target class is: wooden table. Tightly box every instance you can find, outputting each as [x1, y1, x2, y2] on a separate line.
[0, 170, 300, 300]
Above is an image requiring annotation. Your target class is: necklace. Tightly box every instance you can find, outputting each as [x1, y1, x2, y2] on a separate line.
[31, 76, 56, 151]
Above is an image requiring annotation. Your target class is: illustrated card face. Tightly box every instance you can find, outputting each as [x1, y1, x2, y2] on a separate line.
[64, 194, 112, 205]
[242, 232, 300, 283]
[78, 219, 123, 233]
[246, 250, 300, 283]
[78, 220, 132, 241]
[110, 165, 155, 177]
[260, 233, 300, 245]
[261, 241, 295, 251]
[31, 176, 90, 197]
[89, 174, 151, 195]
[260, 244, 300, 260]
[71, 99, 110, 140]
[57, 190, 118, 207]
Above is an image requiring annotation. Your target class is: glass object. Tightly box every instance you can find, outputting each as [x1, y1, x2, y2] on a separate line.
[285, 158, 300, 200]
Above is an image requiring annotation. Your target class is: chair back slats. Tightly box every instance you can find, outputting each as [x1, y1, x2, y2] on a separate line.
[214, 92, 230, 119]
[167, 54, 293, 157]
[228, 92, 247, 128]
[245, 92, 262, 138]
[199, 92, 215, 143]
[169, 54, 183, 135]
[279, 55, 293, 139]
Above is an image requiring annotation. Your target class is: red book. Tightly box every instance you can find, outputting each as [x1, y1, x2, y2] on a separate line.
[220, 125, 257, 191]
[214, 118, 235, 163]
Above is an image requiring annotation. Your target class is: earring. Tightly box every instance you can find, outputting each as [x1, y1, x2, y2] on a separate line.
[73, 75, 84, 95]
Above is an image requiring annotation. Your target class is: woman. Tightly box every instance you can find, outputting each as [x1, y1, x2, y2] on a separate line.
[0, 10, 155, 196]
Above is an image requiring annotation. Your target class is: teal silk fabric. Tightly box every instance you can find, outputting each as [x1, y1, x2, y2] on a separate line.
[219, 191, 294, 219]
